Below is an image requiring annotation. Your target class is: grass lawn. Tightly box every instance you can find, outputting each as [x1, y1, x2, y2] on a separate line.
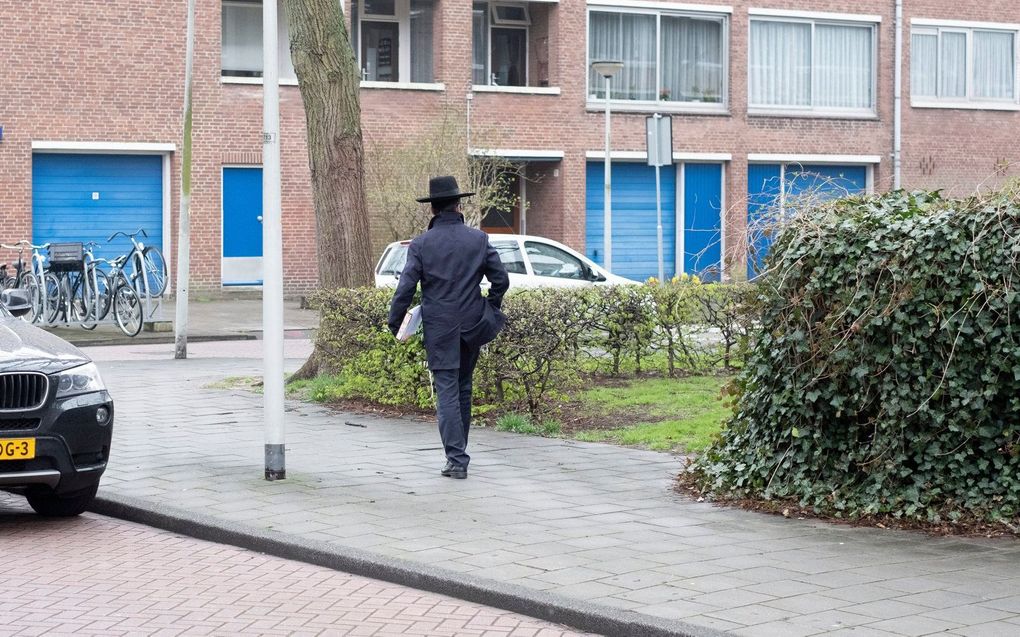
[569, 375, 733, 453]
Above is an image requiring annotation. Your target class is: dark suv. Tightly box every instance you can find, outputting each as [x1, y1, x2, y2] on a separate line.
[0, 289, 113, 516]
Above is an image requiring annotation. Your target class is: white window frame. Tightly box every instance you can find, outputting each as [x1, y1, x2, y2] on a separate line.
[910, 21, 1020, 110]
[585, 6, 730, 114]
[492, 2, 531, 26]
[473, 2, 531, 88]
[221, 0, 297, 81]
[747, 15, 878, 118]
[355, 0, 437, 84]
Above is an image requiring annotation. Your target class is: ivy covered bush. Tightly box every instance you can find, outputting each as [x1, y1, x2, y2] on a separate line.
[687, 189, 1020, 525]
[311, 277, 752, 417]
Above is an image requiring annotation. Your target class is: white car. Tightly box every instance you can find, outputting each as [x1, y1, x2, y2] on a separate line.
[375, 234, 638, 289]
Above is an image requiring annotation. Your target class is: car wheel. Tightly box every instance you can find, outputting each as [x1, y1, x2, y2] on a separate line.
[26, 483, 99, 517]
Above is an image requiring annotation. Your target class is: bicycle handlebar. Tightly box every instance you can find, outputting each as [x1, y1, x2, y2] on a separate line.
[1, 240, 48, 251]
[107, 228, 148, 242]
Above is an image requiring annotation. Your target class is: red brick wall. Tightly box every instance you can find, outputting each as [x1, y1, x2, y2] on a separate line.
[4, 0, 1019, 291]
[900, 1, 1020, 194]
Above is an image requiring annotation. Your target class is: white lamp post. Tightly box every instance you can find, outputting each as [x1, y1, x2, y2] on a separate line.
[591, 60, 623, 273]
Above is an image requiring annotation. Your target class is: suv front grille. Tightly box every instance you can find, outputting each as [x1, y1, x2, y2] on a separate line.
[0, 373, 48, 411]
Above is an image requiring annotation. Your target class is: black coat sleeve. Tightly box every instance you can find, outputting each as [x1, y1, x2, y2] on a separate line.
[483, 239, 510, 309]
[388, 242, 423, 336]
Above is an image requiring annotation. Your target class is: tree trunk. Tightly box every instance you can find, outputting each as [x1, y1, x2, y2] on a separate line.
[284, 0, 373, 289]
[283, 0, 373, 380]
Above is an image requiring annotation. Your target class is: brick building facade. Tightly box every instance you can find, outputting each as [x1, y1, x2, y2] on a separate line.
[1, 0, 1018, 292]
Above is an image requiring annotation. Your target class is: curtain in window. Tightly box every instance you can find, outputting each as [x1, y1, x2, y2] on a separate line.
[222, 3, 263, 74]
[660, 17, 723, 102]
[620, 13, 656, 100]
[749, 21, 811, 106]
[410, 0, 434, 83]
[277, 0, 296, 80]
[911, 32, 938, 97]
[940, 32, 967, 98]
[588, 11, 655, 100]
[815, 24, 872, 109]
[974, 31, 1015, 98]
[472, 4, 488, 85]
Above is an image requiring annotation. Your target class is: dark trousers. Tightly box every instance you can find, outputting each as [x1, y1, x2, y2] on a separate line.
[432, 340, 481, 468]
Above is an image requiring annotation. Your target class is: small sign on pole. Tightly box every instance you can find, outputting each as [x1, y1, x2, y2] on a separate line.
[646, 115, 673, 169]
[646, 115, 673, 282]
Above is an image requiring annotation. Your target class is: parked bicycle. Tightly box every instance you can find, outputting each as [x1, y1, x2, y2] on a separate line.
[88, 254, 143, 337]
[1, 240, 51, 323]
[108, 228, 166, 299]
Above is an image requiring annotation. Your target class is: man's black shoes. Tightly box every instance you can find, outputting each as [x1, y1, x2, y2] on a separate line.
[441, 461, 467, 479]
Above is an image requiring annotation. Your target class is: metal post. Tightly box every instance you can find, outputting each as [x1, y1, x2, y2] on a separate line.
[655, 161, 664, 282]
[893, 0, 903, 189]
[174, 0, 195, 359]
[263, 0, 285, 481]
[603, 76, 613, 273]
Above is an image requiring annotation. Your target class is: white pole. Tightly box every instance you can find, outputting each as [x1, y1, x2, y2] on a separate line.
[603, 76, 613, 273]
[655, 162, 664, 282]
[174, 0, 195, 360]
[263, 0, 285, 481]
[893, 0, 903, 189]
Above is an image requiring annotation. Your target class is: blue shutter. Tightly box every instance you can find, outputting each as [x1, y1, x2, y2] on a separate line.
[586, 162, 676, 282]
[682, 163, 723, 281]
[32, 154, 163, 265]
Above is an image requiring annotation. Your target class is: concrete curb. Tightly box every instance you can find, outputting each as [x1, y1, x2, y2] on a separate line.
[92, 493, 728, 637]
[63, 333, 258, 348]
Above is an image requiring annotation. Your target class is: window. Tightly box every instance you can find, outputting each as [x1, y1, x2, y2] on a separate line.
[473, 2, 531, 87]
[749, 18, 875, 114]
[492, 241, 527, 274]
[352, 0, 434, 83]
[525, 242, 586, 280]
[911, 26, 1017, 105]
[221, 0, 296, 80]
[587, 8, 726, 105]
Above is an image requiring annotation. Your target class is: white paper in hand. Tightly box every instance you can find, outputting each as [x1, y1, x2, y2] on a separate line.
[396, 305, 422, 342]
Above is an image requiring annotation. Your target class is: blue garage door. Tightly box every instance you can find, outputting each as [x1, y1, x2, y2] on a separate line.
[747, 163, 867, 279]
[586, 162, 676, 282]
[683, 163, 724, 281]
[32, 154, 163, 266]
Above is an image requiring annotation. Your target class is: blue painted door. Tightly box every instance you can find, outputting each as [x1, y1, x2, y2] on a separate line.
[747, 163, 867, 279]
[683, 163, 724, 281]
[222, 167, 263, 286]
[32, 154, 163, 265]
[585, 162, 676, 282]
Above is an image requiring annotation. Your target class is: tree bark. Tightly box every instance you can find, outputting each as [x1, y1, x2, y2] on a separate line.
[284, 0, 373, 290]
[283, 0, 373, 380]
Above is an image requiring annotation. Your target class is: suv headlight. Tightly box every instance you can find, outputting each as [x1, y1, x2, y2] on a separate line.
[55, 363, 106, 398]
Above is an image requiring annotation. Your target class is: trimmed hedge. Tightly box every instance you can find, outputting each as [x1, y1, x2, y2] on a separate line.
[311, 277, 752, 417]
[687, 189, 1020, 524]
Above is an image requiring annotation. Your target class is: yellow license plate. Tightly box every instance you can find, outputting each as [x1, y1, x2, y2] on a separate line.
[0, 438, 35, 460]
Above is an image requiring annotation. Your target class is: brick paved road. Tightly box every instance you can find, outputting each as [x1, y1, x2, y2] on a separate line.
[0, 492, 590, 637]
[83, 345, 1020, 636]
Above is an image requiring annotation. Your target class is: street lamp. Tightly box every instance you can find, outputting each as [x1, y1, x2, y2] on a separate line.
[592, 60, 623, 273]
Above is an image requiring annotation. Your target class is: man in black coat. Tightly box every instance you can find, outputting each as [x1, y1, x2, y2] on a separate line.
[388, 176, 510, 479]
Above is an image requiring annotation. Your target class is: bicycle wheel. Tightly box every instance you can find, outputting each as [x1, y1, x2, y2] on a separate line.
[142, 246, 167, 297]
[19, 273, 42, 323]
[43, 272, 62, 324]
[71, 269, 110, 330]
[113, 280, 143, 337]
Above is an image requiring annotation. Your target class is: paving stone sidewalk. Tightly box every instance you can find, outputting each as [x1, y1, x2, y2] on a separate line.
[95, 356, 1020, 636]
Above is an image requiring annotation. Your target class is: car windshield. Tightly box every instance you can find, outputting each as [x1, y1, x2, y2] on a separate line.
[378, 245, 408, 276]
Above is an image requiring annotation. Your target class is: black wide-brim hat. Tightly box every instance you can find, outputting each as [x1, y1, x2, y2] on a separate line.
[416, 175, 476, 203]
